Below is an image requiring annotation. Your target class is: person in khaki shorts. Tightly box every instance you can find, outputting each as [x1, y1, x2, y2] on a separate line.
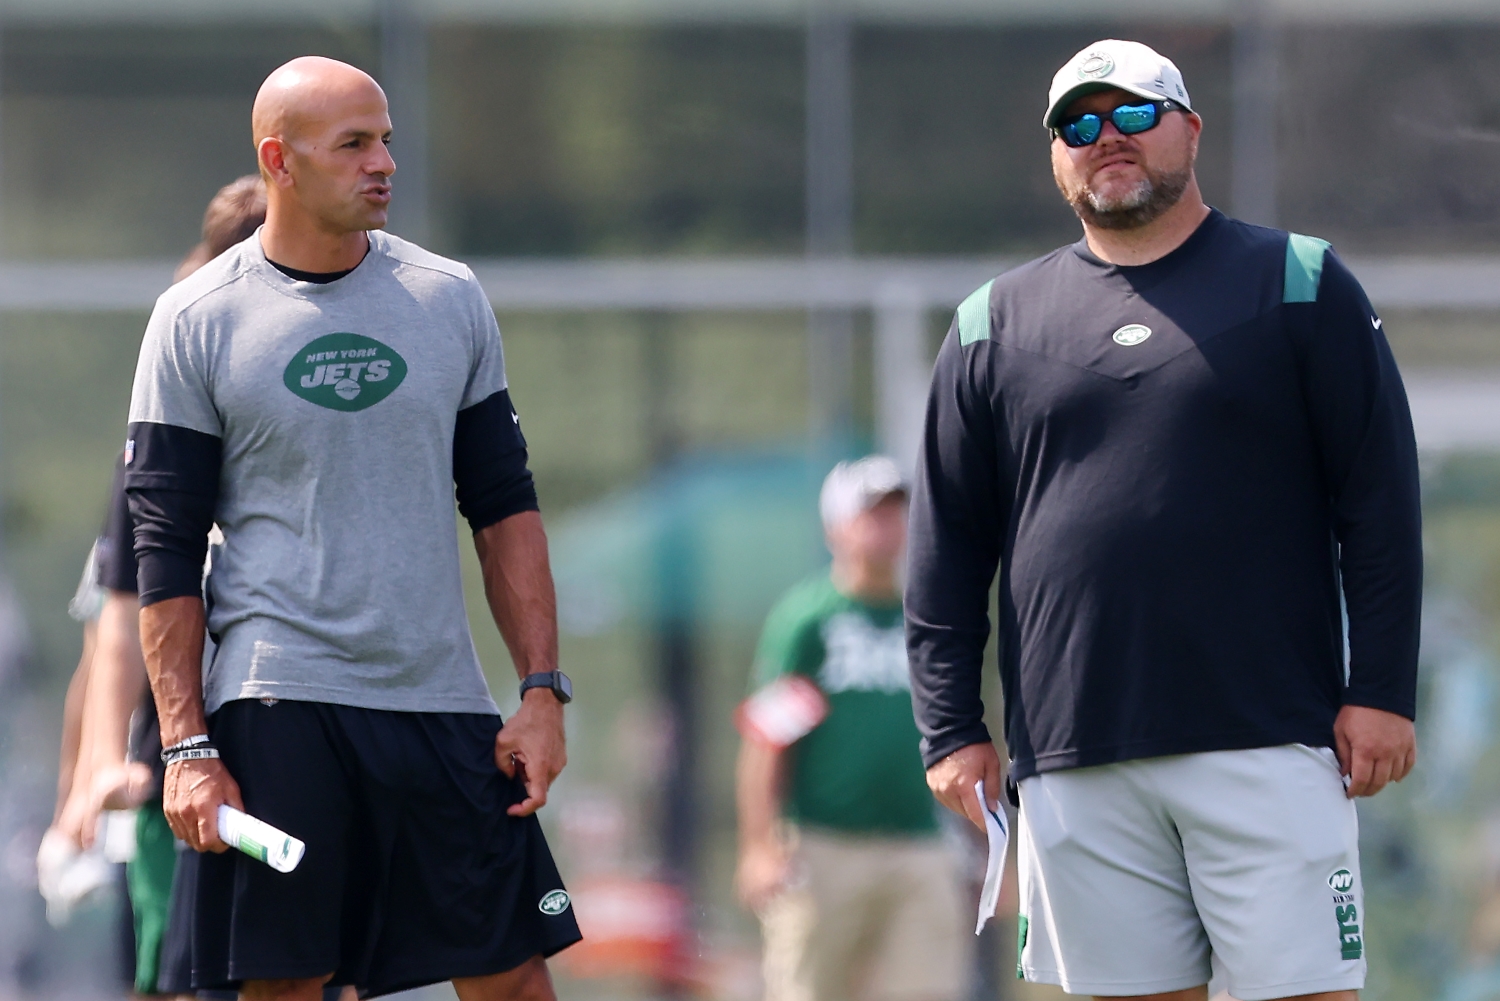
[735, 456, 965, 1001]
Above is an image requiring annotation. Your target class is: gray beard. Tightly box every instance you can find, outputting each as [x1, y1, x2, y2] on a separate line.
[1064, 166, 1191, 230]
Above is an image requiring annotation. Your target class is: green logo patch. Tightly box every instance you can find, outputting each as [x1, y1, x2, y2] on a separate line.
[283, 333, 407, 412]
[1336, 903, 1363, 960]
[538, 889, 571, 915]
[1328, 868, 1362, 960]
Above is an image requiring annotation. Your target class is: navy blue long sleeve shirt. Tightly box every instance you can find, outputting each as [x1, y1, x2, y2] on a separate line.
[906, 210, 1422, 779]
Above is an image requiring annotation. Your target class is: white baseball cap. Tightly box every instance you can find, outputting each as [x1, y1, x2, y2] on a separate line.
[819, 456, 908, 528]
[1043, 39, 1193, 129]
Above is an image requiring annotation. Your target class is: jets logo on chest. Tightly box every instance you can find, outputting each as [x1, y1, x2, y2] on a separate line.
[283, 332, 408, 412]
[1112, 323, 1152, 346]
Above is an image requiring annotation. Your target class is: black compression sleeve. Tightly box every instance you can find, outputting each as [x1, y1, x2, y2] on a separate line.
[905, 322, 1006, 769]
[1296, 251, 1423, 719]
[96, 453, 140, 594]
[453, 389, 539, 533]
[124, 422, 221, 607]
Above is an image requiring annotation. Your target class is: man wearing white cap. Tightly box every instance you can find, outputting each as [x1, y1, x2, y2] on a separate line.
[905, 39, 1421, 1001]
[735, 456, 965, 1001]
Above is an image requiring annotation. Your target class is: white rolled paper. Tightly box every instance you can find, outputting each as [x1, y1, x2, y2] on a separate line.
[217, 805, 305, 873]
[974, 779, 1010, 935]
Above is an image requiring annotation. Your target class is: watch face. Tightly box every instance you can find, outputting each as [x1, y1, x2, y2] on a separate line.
[523, 672, 573, 703]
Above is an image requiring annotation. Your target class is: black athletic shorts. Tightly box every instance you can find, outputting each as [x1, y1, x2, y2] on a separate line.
[192, 699, 581, 998]
[159, 846, 343, 1000]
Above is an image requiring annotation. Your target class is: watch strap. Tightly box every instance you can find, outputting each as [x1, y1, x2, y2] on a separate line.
[519, 671, 572, 703]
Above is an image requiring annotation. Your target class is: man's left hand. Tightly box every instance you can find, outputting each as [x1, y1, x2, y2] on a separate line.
[1334, 704, 1416, 798]
[495, 688, 567, 816]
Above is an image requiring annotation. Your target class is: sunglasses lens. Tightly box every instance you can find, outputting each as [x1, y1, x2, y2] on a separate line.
[1112, 103, 1159, 135]
[1062, 115, 1103, 147]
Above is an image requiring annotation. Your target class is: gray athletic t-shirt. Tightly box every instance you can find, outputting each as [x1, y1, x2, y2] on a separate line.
[128, 229, 505, 716]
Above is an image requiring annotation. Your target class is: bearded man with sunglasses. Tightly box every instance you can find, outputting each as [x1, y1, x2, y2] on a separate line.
[906, 39, 1420, 1001]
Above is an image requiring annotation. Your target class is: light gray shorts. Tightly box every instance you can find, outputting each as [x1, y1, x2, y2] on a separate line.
[1017, 744, 1366, 1001]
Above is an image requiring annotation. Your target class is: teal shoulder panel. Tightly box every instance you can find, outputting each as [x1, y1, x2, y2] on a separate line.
[1283, 233, 1332, 304]
[957, 279, 995, 346]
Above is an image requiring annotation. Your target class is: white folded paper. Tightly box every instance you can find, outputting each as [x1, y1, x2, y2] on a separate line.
[217, 805, 305, 873]
[974, 779, 1010, 935]
[100, 809, 139, 864]
[35, 828, 115, 927]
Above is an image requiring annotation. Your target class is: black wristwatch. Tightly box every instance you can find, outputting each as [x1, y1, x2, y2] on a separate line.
[519, 670, 573, 704]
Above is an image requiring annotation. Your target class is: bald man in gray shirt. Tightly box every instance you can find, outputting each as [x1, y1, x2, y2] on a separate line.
[126, 57, 579, 1001]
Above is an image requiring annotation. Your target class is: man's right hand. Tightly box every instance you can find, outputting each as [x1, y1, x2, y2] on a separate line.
[163, 757, 243, 853]
[735, 840, 790, 912]
[142, 596, 227, 849]
[926, 741, 1004, 831]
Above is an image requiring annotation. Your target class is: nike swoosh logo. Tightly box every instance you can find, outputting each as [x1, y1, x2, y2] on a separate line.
[512, 412, 520, 424]
[1371, 316, 1383, 329]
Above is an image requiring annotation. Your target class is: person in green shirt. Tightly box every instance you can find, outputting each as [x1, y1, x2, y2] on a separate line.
[735, 456, 965, 1001]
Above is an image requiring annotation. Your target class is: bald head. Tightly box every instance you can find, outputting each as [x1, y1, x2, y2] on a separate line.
[252, 56, 397, 247]
[253, 56, 386, 147]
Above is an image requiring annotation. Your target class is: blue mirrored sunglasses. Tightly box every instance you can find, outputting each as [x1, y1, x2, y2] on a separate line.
[1053, 99, 1181, 148]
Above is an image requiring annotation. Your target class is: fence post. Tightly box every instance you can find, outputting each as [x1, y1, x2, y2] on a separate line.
[874, 283, 930, 474]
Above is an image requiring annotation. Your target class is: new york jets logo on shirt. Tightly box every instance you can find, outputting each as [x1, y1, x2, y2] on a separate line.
[538, 889, 571, 915]
[1112, 323, 1152, 346]
[283, 333, 408, 412]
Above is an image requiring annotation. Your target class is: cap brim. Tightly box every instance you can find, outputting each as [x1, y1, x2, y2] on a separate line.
[1042, 81, 1189, 129]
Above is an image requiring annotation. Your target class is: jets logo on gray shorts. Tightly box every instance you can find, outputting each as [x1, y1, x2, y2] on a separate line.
[1015, 744, 1365, 1001]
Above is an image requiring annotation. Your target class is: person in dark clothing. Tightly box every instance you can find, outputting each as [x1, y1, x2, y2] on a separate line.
[905, 39, 1420, 1001]
[43, 175, 268, 1001]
